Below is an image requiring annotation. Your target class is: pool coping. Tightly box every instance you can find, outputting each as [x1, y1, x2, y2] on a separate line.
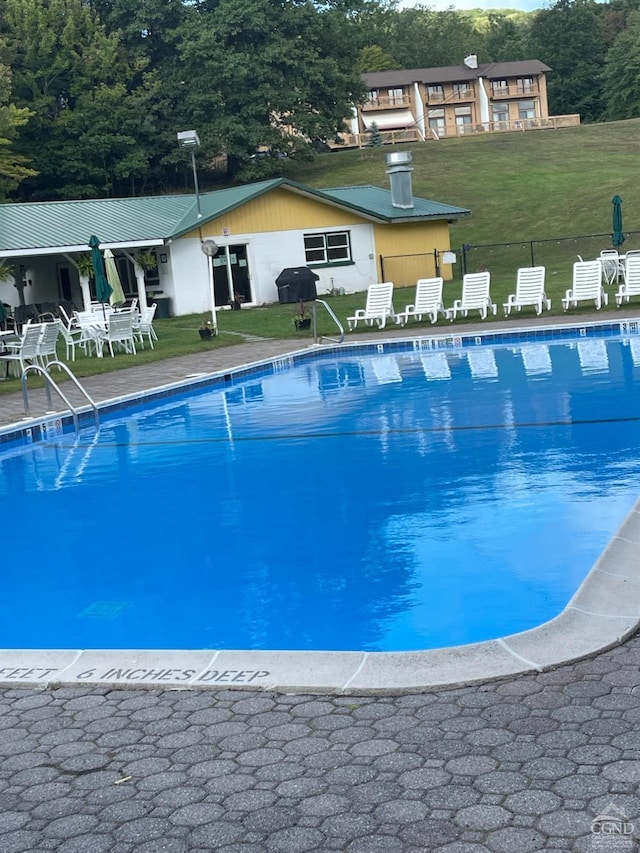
[2, 316, 640, 694]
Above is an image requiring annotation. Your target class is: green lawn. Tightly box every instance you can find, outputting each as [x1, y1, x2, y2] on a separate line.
[284, 119, 640, 279]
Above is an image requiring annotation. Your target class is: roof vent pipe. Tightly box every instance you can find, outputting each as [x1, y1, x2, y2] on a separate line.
[385, 151, 414, 209]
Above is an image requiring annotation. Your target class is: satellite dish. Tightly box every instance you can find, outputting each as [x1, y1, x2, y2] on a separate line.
[201, 239, 218, 257]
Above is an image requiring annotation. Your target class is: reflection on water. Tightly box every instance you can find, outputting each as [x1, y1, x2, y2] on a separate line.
[0, 337, 639, 652]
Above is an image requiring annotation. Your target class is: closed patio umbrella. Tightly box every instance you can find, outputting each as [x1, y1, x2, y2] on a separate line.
[89, 235, 112, 322]
[104, 249, 126, 307]
[612, 195, 625, 249]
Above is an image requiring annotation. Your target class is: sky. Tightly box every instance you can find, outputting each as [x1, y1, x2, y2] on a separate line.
[398, 0, 544, 11]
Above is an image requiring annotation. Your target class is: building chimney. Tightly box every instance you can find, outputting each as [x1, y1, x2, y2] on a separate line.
[385, 151, 414, 209]
[464, 54, 478, 69]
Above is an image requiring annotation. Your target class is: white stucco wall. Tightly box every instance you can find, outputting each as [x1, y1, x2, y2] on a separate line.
[167, 223, 379, 316]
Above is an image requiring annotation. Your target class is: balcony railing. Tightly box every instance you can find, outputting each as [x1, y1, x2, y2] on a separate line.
[331, 114, 580, 148]
[491, 84, 540, 99]
[362, 95, 412, 111]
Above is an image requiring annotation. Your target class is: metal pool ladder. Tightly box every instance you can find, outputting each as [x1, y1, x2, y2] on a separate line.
[21, 361, 100, 433]
[312, 299, 344, 344]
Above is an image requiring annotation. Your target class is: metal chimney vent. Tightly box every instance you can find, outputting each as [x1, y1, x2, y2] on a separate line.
[385, 151, 414, 209]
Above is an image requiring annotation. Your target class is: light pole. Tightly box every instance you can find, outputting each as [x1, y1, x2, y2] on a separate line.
[201, 238, 218, 333]
[177, 130, 202, 219]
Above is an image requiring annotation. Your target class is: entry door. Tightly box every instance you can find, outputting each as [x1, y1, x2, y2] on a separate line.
[212, 245, 252, 306]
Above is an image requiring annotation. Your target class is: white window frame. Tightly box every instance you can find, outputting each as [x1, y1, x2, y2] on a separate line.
[453, 82, 471, 99]
[304, 231, 352, 266]
[388, 88, 404, 105]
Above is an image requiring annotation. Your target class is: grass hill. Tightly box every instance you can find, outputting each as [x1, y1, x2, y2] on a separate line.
[283, 119, 640, 279]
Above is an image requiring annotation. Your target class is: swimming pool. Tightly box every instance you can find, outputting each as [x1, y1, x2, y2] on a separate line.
[2, 325, 640, 662]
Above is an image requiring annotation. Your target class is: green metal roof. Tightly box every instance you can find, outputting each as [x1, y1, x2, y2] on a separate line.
[0, 178, 469, 256]
[318, 185, 470, 222]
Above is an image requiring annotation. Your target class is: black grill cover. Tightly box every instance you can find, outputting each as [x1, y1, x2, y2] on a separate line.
[276, 267, 319, 303]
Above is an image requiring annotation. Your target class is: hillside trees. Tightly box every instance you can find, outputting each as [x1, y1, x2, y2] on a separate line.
[173, 0, 364, 181]
[603, 11, 640, 120]
[0, 41, 36, 199]
[527, 0, 607, 122]
[0, 0, 157, 199]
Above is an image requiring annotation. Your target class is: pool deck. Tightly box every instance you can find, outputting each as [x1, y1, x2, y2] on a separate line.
[2, 312, 640, 850]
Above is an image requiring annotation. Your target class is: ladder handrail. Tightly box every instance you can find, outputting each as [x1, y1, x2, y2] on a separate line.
[21, 361, 100, 432]
[312, 299, 344, 344]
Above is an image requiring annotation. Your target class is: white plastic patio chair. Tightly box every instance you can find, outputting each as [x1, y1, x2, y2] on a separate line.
[600, 250, 622, 287]
[616, 254, 640, 307]
[446, 272, 496, 321]
[36, 319, 61, 367]
[503, 266, 550, 316]
[562, 260, 608, 311]
[0, 323, 44, 376]
[347, 283, 397, 330]
[134, 302, 158, 349]
[103, 311, 137, 357]
[396, 278, 444, 326]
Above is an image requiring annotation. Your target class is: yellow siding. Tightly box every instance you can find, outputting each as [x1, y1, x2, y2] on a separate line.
[185, 188, 366, 239]
[373, 221, 453, 286]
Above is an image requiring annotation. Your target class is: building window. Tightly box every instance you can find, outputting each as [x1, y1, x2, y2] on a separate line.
[428, 108, 445, 134]
[491, 79, 508, 96]
[453, 82, 471, 99]
[304, 231, 352, 265]
[454, 105, 472, 131]
[519, 100, 536, 119]
[427, 85, 443, 101]
[492, 104, 509, 129]
[388, 88, 404, 105]
[367, 89, 380, 106]
[517, 77, 534, 94]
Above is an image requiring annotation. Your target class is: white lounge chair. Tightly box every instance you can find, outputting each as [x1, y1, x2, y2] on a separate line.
[347, 282, 397, 330]
[446, 272, 496, 321]
[616, 254, 640, 307]
[562, 260, 608, 311]
[396, 278, 444, 326]
[503, 266, 550, 316]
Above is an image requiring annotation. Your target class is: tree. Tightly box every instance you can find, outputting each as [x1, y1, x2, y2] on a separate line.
[355, 45, 400, 73]
[0, 46, 36, 199]
[527, 0, 607, 122]
[366, 121, 383, 147]
[1, 0, 156, 199]
[603, 11, 640, 120]
[172, 0, 364, 181]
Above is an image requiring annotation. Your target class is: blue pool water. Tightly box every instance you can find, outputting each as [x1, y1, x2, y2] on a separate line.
[2, 335, 640, 652]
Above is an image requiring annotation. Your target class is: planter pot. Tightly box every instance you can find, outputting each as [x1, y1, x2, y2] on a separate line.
[199, 328, 213, 339]
[294, 318, 311, 330]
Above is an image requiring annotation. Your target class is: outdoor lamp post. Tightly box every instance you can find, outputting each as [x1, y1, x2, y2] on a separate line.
[177, 130, 202, 219]
[201, 238, 218, 333]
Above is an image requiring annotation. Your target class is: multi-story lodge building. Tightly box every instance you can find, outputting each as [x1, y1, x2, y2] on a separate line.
[338, 56, 580, 148]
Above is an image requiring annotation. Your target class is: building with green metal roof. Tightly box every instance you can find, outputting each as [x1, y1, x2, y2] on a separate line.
[0, 158, 469, 318]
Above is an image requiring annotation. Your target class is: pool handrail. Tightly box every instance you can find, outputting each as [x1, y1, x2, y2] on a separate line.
[312, 298, 344, 344]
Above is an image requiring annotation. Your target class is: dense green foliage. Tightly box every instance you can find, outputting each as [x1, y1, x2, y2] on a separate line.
[0, 0, 639, 202]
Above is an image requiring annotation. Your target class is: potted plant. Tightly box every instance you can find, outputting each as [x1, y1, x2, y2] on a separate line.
[199, 318, 217, 339]
[293, 300, 312, 330]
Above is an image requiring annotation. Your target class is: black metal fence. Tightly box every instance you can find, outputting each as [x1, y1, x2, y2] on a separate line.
[460, 231, 640, 280]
